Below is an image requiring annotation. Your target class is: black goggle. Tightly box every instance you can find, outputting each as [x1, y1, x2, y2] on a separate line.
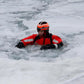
[37, 27, 49, 32]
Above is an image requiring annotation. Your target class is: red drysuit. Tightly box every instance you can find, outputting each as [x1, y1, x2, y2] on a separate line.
[21, 34, 63, 46]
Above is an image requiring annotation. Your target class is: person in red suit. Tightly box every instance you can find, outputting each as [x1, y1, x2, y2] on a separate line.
[16, 21, 63, 50]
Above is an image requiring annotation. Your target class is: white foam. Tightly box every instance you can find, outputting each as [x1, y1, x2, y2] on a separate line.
[0, 0, 84, 84]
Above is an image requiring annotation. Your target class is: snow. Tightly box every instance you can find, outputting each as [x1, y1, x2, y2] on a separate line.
[0, 0, 84, 84]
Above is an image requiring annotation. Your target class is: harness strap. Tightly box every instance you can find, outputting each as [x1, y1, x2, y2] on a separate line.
[49, 34, 53, 44]
[33, 35, 40, 43]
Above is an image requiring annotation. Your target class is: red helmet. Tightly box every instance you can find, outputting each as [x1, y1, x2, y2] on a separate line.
[37, 21, 49, 32]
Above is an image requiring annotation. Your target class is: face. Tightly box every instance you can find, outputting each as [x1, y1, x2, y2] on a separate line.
[38, 30, 44, 36]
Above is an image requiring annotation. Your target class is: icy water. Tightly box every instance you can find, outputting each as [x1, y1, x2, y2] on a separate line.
[0, 0, 84, 84]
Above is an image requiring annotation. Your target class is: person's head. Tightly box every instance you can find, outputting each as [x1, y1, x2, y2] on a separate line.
[37, 21, 49, 36]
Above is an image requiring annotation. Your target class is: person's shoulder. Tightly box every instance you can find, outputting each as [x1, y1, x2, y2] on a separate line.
[48, 33, 58, 37]
[32, 34, 38, 38]
[52, 34, 61, 39]
[32, 34, 38, 36]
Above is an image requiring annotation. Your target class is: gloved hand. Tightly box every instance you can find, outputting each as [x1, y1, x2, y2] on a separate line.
[40, 44, 56, 50]
[15, 41, 25, 48]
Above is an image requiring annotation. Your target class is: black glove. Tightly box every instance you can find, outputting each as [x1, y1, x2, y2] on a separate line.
[57, 42, 63, 48]
[15, 42, 25, 48]
[40, 44, 56, 50]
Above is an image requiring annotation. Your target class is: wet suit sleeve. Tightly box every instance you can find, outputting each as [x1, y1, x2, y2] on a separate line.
[16, 34, 37, 48]
[52, 35, 63, 48]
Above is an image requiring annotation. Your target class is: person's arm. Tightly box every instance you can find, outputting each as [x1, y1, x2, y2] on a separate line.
[52, 35, 63, 48]
[40, 35, 63, 50]
[16, 34, 37, 48]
